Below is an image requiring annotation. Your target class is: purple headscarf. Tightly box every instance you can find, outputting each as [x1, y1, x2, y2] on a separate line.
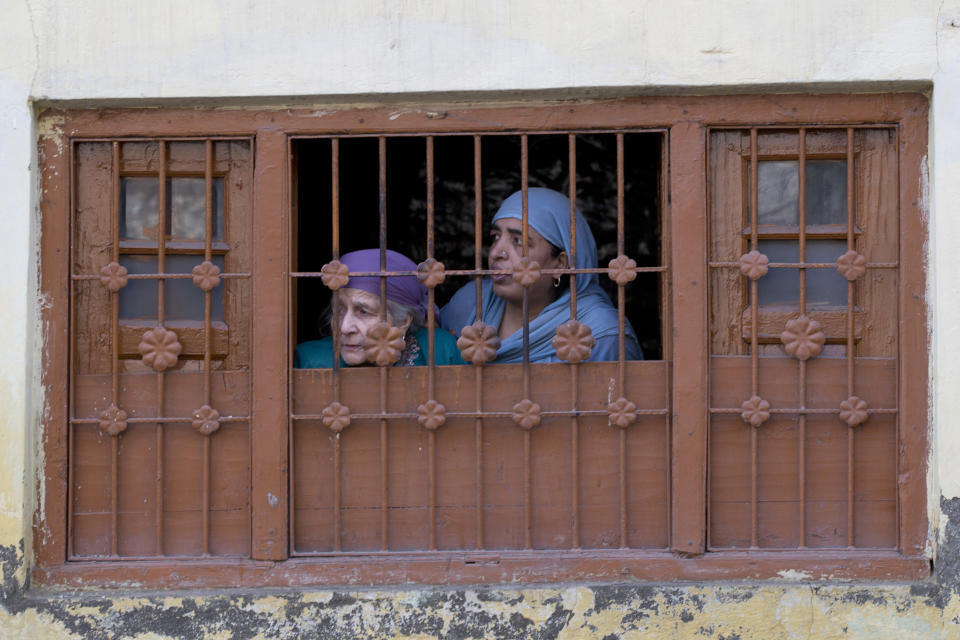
[340, 249, 431, 321]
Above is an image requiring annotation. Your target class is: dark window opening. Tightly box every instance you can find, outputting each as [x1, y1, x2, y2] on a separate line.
[293, 133, 663, 360]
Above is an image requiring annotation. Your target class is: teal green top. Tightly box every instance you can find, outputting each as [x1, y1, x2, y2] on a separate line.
[294, 326, 465, 368]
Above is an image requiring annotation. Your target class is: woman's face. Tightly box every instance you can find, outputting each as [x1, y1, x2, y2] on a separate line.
[332, 288, 411, 365]
[488, 218, 568, 308]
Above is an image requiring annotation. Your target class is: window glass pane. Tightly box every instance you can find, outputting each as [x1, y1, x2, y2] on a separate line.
[169, 178, 225, 242]
[119, 254, 225, 321]
[805, 160, 847, 225]
[121, 177, 160, 241]
[120, 177, 225, 243]
[758, 239, 847, 307]
[118, 255, 158, 319]
[757, 161, 798, 226]
[805, 240, 849, 307]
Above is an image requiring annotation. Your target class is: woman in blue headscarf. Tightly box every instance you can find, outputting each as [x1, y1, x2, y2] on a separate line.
[440, 187, 642, 363]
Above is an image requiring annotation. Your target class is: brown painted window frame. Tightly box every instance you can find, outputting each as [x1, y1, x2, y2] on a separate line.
[35, 93, 929, 588]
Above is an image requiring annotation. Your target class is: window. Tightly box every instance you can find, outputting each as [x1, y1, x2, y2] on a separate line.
[35, 94, 928, 587]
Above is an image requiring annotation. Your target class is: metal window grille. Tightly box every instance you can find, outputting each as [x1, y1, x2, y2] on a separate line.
[290, 131, 671, 553]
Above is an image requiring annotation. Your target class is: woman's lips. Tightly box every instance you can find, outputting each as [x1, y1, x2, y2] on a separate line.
[491, 272, 511, 284]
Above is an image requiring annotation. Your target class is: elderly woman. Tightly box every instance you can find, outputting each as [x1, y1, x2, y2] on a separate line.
[295, 249, 463, 368]
[440, 188, 642, 363]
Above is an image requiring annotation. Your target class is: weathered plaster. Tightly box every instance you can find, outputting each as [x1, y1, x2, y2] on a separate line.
[3, 559, 960, 639]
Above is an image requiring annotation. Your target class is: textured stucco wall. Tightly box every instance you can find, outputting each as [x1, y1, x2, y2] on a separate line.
[3, 0, 960, 637]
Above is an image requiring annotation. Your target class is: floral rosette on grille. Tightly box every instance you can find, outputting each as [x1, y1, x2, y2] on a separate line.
[191, 260, 222, 291]
[608, 397, 638, 428]
[836, 250, 867, 281]
[608, 255, 638, 285]
[417, 400, 447, 431]
[320, 260, 350, 291]
[839, 396, 869, 427]
[512, 399, 541, 430]
[780, 315, 825, 361]
[99, 261, 129, 292]
[191, 405, 221, 436]
[363, 322, 405, 366]
[138, 326, 182, 372]
[512, 257, 541, 287]
[457, 321, 501, 364]
[321, 402, 351, 433]
[739, 250, 769, 280]
[98, 404, 128, 436]
[552, 320, 595, 363]
[740, 395, 771, 428]
[416, 258, 446, 288]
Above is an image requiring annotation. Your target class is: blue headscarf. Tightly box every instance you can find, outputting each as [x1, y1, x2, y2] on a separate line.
[440, 187, 637, 363]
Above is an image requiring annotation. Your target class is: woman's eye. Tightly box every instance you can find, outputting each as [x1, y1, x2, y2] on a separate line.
[512, 236, 522, 246]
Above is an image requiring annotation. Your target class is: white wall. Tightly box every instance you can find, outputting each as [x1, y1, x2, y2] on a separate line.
[2, 0, 958, 560]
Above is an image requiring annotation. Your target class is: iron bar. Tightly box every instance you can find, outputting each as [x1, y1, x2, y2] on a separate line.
[798, 128, 807, 548]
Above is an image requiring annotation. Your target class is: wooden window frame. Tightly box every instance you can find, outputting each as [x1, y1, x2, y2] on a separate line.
[35, 93, 929, 588]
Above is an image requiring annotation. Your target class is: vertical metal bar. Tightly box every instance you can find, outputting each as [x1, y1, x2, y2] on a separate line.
[749, 128, 759, 549]
[475, 366, 484, 549]
[378, 135, 389, 551]
[798, 129, 807, 548]
[520, 135, 532, 550]
[568, 134, 578, 315]
[111, 142, 121, 404]
[426, 135, 437, 550]
[846, 127, 856, 548]
[331, 138, 342, 551]
[155, 424, 163, 555]
[201, 140, 214, 556]
[616, 133, 628, 545]
[473, 135, 484, 549]
[202, 437, 210, 555]
[332, 139, 342, 399]
[333, 435, 342, 552]
[158, 141, 167, 322]
[111, 437, 118, 556]
[110, 141, 121, 557]
[568, 134, 580, 548]
[616, 134, 627, 375]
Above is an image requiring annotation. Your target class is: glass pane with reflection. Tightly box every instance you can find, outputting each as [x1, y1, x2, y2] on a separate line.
[758, 239, 848, 307]
[121, 178, 160, 241]
[169, 178, 225, 242]
[119, 254, 225, 321]
[805, 160, 847, 225]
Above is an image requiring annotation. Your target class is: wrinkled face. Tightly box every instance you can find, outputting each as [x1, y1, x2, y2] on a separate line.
[488, 218, 568, 307]
[332, 288, 411, 365]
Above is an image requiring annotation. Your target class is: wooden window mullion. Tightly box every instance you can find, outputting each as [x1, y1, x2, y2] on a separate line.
[250, 128, 289, 560]
[669, 121, 708, 555]
[897, 106, 929, 557]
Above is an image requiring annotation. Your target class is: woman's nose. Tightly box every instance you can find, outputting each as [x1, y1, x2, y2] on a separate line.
[340, 311, 358, 334]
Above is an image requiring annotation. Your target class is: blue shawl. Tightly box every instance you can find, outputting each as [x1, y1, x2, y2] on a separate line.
[440, 188, 638, 363]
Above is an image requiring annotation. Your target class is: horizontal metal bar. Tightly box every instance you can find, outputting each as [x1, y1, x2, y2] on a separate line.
[709, 407, 897, 415]
[71, 416, 251, 424]
[70, 136, 254, 143]
[709, 262, 898, 269]
[290, 408, 669, 421]
[289, 128, 670, 140]
[291, 266, 667, 279]
[72, 272, 251, 281]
